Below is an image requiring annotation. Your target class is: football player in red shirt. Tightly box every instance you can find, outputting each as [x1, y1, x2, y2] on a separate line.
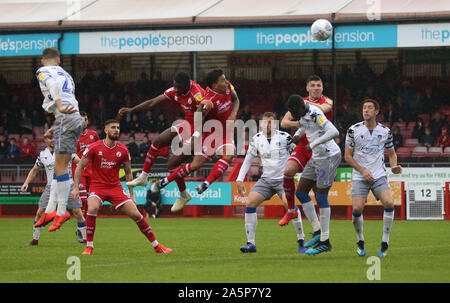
[71, 119, 172, 255]
[73, 111, 99, 218]
[118, 72, 205, 209]
[279, 75, 334, 248]
[150, 69, 239, 212]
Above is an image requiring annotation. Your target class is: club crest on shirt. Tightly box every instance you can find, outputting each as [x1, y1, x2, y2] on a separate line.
[116, 151, 122, 158]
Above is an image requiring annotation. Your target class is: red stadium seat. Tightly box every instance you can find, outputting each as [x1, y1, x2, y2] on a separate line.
[396, 147, 412, 157]
[444, 147, 450, 156]
[393, 122, 407, 128]
[411, 146, 427, 157]
[427, 147, 443, 157]
[404, 138, 419, 148]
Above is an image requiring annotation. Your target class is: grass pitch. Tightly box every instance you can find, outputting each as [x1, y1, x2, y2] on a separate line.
[0, 217, 449, 283]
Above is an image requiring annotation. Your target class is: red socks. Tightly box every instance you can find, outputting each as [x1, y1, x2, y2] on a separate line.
[85, 213, 97, 246]
[205, 158, 231, 185]
[283, 174, 296, 210]
[143, 143, 161, 174]
[168, 166, 187, 192]
[167, 163, 192, 183]
[136, 215, 156, 243]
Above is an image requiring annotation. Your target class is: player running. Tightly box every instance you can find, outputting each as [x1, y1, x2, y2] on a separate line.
[345, 99, 402, 258]
[74, 111, 99, 218]
[35, 48, 84, 231]
[22, 134, 86, 245]
[119, 72, 205, 210]
[280, 75, 334, 249]
[150, 69, 239, 212]
[286, 95, 341, 255]
[236, 112, 306, 253]
[71, 119, 172, 255]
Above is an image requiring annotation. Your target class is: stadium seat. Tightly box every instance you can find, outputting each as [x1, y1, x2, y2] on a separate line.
[427, 147, 443, 157]
[411, 146, 427, 157]
[135, 132, 146, 141]
[393, 122, 407, 128]
[444, 146, 450, 156]
[404, 138, 419, 148]
[396, 147, 412, 157]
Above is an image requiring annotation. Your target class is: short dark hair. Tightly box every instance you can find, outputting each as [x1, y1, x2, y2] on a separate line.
[306, 75, 322, 84]
[206, 69, 224, 88]
[174, 71, 190, 86]
[287, 94, 305, 111]
[362, 98, 379, 111]
[80, 111, 87, 117]
[262, 112, 276, 119]
[42, 48, 60, 60]
[104, 119, 120, 127]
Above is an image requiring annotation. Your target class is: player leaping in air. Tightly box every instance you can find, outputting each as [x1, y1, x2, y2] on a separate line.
[34, 48, 84, 232]
[280, 75, 334, 249]
[345, 99, 402, 258]
[236, 112, 306, 253]
[286, 95, 341, 255]
[118, 72, 205, 211]
[71, 119, 172, 255]
[150, 69, 239, 212]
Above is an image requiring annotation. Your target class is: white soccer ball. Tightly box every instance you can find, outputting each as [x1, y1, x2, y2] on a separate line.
[311, 19, 333, 41]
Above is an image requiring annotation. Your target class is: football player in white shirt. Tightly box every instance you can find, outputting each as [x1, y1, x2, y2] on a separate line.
[345, 99, 402, 258]
[287, 95, 341, 255]
[236, 112, 306, 253]
[34, 48, 84, 232]
[21, 134, 86, 245]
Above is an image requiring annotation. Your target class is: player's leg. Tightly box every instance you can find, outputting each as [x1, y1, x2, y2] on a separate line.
[129, 128, 179, 187]
[152, 154, 207, 194]
[167, 154, 192, 213]
[34, 184, 57, 227]
[28, 208, 45, 246]
[240, 191, 265, 253]
[82, 195, 102, 255]
[279, 160, 301, 226]
[373, 178, 394, 258]
[280, 192, 306, 253]
[79, 175, 89, 218]
[351, 192, 367, 256]
[296, 177, 321, 246]
[118, 201, 172, 254]
[305, 153, 341, 255]
[197, 143, 235, 194]
[71, 208, 87, 244]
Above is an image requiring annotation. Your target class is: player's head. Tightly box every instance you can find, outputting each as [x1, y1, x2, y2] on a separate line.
[362, 98, 379, 121]
[41, 48, 60, 66]
[44, 133, 55, 149]
[260, 112, 277, 136]
[173, 71, 191, 95]
[206, 69, 227, 93]
[306, 75, 323, 100]
[80, 111, 88, 130]
[287, 94, 307, 120]
[104, 119, 120, 141]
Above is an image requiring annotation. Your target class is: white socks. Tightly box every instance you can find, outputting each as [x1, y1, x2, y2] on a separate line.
[45, 179, 58, 214]
[383, 208, 394, 243]
[301, 202, 321, 232]
[352, 212, 365, 242]
[56, 178, 70, 216]
[319, 208, 330, 242]
[291, 208, 305, 240]
[245, 208, 258, 244]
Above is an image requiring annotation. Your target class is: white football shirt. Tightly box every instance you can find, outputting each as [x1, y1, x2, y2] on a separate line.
[237, 129, 294, 181]
[345, 121, 394, 181]
[36, 65, 79, 117]
[35, 147, 76, 185]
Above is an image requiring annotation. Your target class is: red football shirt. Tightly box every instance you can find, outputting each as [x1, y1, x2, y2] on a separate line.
[164, 80, 205, 124]
[203, 81, 235, 127]
[74, 129, 99, 177]
[83, 140, 130, 186]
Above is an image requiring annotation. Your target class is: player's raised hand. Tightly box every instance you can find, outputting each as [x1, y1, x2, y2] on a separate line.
[44, 127, 53, 139]
[118, 107, 131, 117]
[362, 168, 374, 182]
[391, 165, 402, 174]
[71, 187, 80, 201]
[59, 105, 78, 114]
[199, 100, 214, 111]
[21, 183, 28, 192]
[236, 181, 246, 196]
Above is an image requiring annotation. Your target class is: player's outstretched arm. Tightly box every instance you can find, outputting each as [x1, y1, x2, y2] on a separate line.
[21, 165, 40, 192]
[118, 94, 168, 118]
[71, 156, 89, 200]
[387, 148, 402, 174]
[281, 111, 301, 129]
[123, 161, 135, 202]
[305, 100, 332, 114]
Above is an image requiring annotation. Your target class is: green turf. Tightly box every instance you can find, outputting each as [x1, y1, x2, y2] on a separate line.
[0, 217, 449, 283]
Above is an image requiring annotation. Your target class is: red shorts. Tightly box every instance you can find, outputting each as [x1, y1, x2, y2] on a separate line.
[171, 120, 195, 144]
[288, 143, 312, 172]
[88, 184, 132, 209]
[196, 130, 234, 159]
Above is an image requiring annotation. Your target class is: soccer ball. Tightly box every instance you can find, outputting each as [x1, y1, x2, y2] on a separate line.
[311, 19, 333, 41]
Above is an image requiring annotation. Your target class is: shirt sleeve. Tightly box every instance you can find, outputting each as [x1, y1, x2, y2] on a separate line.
[123, 148, 131, 163]
[385, 130, 394, 149]
[163, 87, 175, 101]
[237, 151, 255, 182]
[35, 154, 43, 167]
[345, 127, 355, 149]
[83, 145, 95, 161]
[247, 135, 258, 157]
